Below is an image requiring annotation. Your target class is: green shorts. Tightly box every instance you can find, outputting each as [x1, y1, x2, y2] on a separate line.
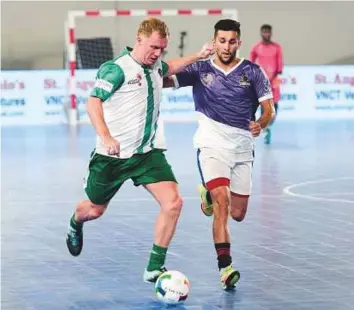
[84, 149, 177, 204]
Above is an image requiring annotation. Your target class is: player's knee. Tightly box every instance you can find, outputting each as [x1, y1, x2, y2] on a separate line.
[163, 194, 183, 217]
[230, 210, 246, 222]
[90, 203, 107, 219]
[214, 194, 229, 210]
[211, 187, 230, 217]
[230, 194, 249, 222]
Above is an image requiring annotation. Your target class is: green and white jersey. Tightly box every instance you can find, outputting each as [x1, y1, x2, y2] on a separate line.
[90, 46, 169, 158]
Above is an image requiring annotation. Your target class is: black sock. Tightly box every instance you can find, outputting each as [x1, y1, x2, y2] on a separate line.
[70, 214, 83, 231]
[215, 243, 232, 270]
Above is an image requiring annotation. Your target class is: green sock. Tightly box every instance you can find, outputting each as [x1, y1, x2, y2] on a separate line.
[147, 244, 167, 271]
[70, 214, 83, 231]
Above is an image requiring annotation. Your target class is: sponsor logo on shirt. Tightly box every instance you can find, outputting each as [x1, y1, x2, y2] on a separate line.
[94, 79, 113, 92]
[201, 73, 214, 87]
[239, 73, 251, 87]
[128, 73, 142, 86]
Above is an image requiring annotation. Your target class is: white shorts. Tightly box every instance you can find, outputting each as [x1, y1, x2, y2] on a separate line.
[197, 147, 253, 196]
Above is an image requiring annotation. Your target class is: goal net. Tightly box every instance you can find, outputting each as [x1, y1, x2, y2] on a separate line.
[64, 9, 239, 125]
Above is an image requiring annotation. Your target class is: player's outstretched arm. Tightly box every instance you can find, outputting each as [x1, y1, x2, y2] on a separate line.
[87, 97, 120, 156]
[165, 43, 213, 76]
[162, 77, 175, 88]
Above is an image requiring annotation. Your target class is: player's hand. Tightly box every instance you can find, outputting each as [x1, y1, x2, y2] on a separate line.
[249, 121, 262, 137]
[103, 136, 120, 156]
[197, 42, 215, 60]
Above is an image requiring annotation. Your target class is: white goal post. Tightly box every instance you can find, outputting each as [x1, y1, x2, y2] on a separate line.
[65, 9, 239, 125]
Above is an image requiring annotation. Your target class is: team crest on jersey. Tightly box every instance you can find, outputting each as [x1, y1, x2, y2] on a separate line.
[158, 68, 163, 77]
[239, 73, 251, 87]
[201, 73, 214, 86]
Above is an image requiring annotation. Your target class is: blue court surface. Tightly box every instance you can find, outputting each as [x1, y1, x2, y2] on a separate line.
[2, 120, 354, 310]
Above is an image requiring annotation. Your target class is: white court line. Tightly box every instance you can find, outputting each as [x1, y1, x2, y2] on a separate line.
[4, 194, 284, 205]
[310, 192, 354, 196]
[283, 177, 354, 204]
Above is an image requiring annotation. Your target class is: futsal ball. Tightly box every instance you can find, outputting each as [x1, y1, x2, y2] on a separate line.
[155, 270, 190, 305]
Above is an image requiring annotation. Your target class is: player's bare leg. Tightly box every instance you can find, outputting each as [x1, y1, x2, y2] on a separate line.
[66, 200, 108, 256]
[75, 200, 108, 223]
[147, 181, 182, 247]
[229, 193, 249, 222]
[210, 185, 230, 244]
[143, 181, 183, 283]
[209, 183, 240, 290]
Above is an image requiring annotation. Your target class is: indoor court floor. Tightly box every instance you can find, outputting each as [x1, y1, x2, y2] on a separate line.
[2, 120, 354, 310]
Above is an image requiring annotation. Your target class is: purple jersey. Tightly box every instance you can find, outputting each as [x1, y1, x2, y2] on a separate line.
[174, 58, 272, 131]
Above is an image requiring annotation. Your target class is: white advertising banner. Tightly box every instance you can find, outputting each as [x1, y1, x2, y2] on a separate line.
[278, 66, 354, 119]
[1, 66, 353, 126]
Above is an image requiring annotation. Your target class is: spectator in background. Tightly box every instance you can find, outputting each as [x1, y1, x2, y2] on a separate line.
[250, 24, 283, 144]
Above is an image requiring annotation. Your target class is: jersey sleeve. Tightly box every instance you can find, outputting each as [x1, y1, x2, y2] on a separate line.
[173, 62, 200, 88]
[252, 66, 273, 102]
[90, 62, 125, 102]
[161, 61, 169, 77]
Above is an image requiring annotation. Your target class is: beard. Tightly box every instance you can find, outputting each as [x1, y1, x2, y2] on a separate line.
[217, 50, 237, 65]
[262, 36, 271, 42]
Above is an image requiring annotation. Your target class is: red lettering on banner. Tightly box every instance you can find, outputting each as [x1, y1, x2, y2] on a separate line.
[315, 74, 327, 84]
[314, 74, 354, 86]
[76, 81, 95, 91]
[280, 76, 297, 85]
[44, 78, 59, 89]
[334, 74, 354, 86]
[334, 74, 341, 84]
[0, 80, 26, 90]
[65, 79, 96, 91]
